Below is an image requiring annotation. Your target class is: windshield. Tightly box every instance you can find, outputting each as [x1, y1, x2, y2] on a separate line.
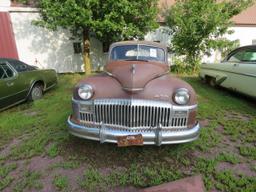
[110, 45, 166, 63]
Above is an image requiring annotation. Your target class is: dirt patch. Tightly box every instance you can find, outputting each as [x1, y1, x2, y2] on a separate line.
[40, 166, 85, 192]
[3, 155, 86, 192]
[99, 166, 127, 176]
[224, 111, 251, 122]
[220, 136, 241, 154]
[192, 147, 223, 159]
[29, 156, 63, 171]
[28, 154, 88, 192]
[199, 119, 209, 127]
[0, 138, 21, 158]
[23, 110, 40, 117]
[192, 123, 241, 160]
[215, 125, 224, 133]
[61, 136, 177, 168]
[56, 167, 84, 190]
[39, 175, 56, 192]
[0, 133, 30, 159]
[216, 162, 256, 177]
[3, 160, 28, 192]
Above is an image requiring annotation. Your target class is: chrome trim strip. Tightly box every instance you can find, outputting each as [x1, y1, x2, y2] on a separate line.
[67, 116, 200, 145]
[216, 76, 227, 85]
[72, 98, 197, 111]
[201, 67, 256, 78]
[26, 81, 40, 99]
[44, 82, 57, 91]
[105, 71, 113, 76]
[0, 88, 28, 100]
[155, 124, 163, 146]
[122, 87, 144, 92]
[74, 98, 197, 130]
[0, 98, 26, 112]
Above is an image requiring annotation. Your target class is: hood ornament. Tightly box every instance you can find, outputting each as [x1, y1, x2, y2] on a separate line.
[131, 64, 136, 75]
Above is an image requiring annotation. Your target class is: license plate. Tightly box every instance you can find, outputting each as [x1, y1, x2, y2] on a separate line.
[117, 134, 144, 147]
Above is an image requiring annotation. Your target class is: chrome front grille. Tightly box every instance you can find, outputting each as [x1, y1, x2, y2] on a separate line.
[78, 99, 190, 130]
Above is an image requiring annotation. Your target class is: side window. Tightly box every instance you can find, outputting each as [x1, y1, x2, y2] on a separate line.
[0, 65, 6, 79]
[228, 49, 256, 62]
[0, 64, 14, 79]
[9, 60, 28, 72]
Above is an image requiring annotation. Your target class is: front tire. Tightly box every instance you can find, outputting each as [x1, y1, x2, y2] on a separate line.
[29, 84, 43, 101]
[209, 77, 217, 87]
[205, 76, 217, 87]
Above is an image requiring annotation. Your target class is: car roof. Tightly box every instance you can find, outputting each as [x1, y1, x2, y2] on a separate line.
[0, 58, 19, 63]
[234, 45, 256, 51]
[110, 41, 167, 50]
[0, 58, 29, 65]
[223, 45, 256, 61]
[229, 45, 256, 55]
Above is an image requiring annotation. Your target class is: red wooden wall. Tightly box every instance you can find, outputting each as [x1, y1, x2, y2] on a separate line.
[0, 12, 19, 59]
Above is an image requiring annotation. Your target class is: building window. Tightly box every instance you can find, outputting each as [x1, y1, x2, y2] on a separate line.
[73, 42, 82, 54]
[103, 42, 111, 53]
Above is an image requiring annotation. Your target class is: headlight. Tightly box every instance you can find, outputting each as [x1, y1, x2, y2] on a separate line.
[78, 84, 93, 100]
[173, 88, 190, 105]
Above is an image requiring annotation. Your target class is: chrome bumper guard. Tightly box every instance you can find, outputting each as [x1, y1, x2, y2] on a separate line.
[67, 116, 200, 145]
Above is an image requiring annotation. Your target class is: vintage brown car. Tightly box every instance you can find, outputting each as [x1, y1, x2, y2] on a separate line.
[68, 41, 200, 146]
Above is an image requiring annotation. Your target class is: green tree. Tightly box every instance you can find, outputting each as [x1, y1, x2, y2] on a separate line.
[34, 0, 159, 74]
[165, 0, 254, 73]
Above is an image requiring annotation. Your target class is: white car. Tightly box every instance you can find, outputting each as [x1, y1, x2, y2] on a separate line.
[199, 45, 256, 97]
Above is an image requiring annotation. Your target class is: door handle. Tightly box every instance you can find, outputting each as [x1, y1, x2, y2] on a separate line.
[6, 82, 14, 87]
[233, 63, 239, 67]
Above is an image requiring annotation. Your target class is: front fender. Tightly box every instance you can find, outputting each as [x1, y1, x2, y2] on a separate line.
[200, 66, 227, 85]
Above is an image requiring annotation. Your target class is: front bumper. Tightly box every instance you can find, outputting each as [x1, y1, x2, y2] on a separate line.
[67, 116, 200, 145]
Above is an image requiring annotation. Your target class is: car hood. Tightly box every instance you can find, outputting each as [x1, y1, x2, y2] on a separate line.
[74, 73, 197, 105]
[105, 61, 169, 91]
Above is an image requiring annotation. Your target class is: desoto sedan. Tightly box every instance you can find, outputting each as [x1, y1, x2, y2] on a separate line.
[0, 58, 57, 111]
[68, 41, 200, 146]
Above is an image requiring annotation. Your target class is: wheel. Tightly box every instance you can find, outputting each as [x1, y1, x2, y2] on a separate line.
[200, 76, 207, 84]
[209, 77, 217, 87]
[29, 84, 43, 101]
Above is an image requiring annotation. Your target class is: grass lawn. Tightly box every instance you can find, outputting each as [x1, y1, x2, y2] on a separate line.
[0, 74, 255, 192]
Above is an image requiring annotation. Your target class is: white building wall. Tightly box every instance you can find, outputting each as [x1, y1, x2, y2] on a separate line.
[89, 37, 108, 70]
[227, 26, 256, 45]
[10, 11, 84, 73]
[0, 0, 11, 7]
[145, 26, 171, 46]
[202, 26, 256, 63]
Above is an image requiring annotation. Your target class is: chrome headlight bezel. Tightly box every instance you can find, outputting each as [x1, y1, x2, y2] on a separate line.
[78, 84, 94, 100]
[173, 88, 190, 105]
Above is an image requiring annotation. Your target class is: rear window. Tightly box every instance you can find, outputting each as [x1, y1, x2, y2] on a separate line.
[8, 60, 36, 72]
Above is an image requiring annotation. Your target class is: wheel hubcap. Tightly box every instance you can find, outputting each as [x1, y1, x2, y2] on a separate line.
[32, 87, 42, 100]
